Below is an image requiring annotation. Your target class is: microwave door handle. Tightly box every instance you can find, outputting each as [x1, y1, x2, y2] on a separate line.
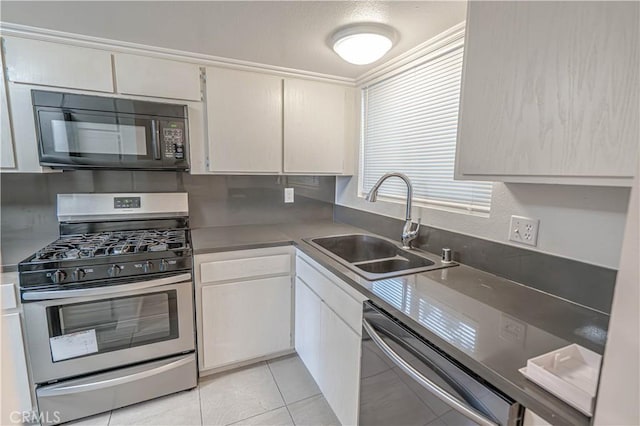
[151, 119, 161, 160]
[362, 319, 499, 426]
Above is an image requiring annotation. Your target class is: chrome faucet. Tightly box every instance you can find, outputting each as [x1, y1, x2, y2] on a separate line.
[365, 172, 421, 249]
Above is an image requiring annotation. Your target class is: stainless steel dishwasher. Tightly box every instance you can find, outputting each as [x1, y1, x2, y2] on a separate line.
[360, 301, 523, 426]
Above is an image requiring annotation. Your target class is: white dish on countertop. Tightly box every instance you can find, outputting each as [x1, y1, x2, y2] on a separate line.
[520, 344, 601, 416]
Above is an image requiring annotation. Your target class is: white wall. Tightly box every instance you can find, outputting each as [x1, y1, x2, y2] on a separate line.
[593, 162, 639, 425]
[336, 175, 630, 269]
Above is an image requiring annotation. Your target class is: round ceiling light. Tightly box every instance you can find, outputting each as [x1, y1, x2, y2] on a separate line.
[331, 24, 396, 65]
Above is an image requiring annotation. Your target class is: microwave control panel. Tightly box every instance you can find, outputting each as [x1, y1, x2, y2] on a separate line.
[162, 123, 185, 160]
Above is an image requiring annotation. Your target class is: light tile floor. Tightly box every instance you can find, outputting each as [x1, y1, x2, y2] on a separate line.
[67, 354, 340, 426]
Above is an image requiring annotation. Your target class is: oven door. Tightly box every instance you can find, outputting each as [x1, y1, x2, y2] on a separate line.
[35, 108, 188, 170]
[23, 273, 195, 384]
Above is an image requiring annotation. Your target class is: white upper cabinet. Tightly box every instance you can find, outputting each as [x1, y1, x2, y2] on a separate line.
[205, 67, 283, 173]
[196, 68, 356, 175]
[455, 1, 639, 186]
[1, 49, 16, 169]
[114, 53, 201, 101]
[284, 78, 354, 174]
[3, 37, 113, 92]
[5, 82, 51, 173]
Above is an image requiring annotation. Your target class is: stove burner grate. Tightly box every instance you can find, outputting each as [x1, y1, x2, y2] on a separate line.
[33, 229, 188, 261]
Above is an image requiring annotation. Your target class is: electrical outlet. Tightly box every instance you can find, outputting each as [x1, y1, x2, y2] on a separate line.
[509, 215, 539, 246]
[500, 314, 527, 344]
[284, 187, 294, 203]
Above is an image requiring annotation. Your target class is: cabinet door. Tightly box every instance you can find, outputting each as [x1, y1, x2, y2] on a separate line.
[1, 313, 33, 418]
[114, 53, 201, 101]
[206, 67, 282, 173]
[5, 83, 48, 172]
[3, 37, 113, 92]
[284, 78, 350, 174]
[1, 50, 15, 169]
[294, 278, 323, 381]
[200, 276, 292, 369]
[321, 303, 361, 426]
[456, 1, 639, 185]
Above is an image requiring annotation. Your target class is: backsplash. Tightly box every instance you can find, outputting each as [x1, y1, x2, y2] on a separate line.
[1, 171, 617, 313]
[0, 171, 335, 266]
[334, 205, 617, 314]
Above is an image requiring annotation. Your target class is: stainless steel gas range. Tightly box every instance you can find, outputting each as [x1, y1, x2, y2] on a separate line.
[18, 193, 196, 425]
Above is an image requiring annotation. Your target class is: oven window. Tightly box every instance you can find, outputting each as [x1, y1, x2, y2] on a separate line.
[51, 120, 148, 155]
[46, 290, 179, 362]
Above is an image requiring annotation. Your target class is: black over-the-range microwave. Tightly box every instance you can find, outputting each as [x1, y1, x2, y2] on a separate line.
[32, 90, 189, 171]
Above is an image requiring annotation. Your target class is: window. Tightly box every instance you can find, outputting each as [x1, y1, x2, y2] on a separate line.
[360, 40, 492, 213]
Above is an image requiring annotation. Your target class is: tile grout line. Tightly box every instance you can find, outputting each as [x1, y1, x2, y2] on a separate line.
[198, 383, 205, 426]
[265, 360, 297, 425]
[266, 360, 288, 406]
[283, 404, 297, 426]
[225, 406, 289, 426]
[287, 391, 323, 407]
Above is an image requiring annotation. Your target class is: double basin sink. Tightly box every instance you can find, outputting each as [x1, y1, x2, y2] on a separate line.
[304, 234, 457, 281]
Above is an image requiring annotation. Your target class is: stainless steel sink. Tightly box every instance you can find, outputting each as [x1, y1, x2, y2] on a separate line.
[310, 234, 399, 263]
[304, 234, 457, 280]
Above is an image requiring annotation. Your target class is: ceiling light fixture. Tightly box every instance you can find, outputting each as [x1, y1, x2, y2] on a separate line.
[331, 24, 396, 65]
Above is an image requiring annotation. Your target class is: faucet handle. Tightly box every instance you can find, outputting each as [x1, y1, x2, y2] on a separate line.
[410, 217, 421, 235]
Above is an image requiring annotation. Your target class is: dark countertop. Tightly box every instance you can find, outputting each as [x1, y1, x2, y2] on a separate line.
[193, 220, 608, 425]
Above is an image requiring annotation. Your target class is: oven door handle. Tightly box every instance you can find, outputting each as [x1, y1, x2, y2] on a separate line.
[22, 273, 192, 301]
[362, 319, 499, 426]
[36, 355, 193, 397]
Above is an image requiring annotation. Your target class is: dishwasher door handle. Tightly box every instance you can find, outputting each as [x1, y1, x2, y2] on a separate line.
[362, 319, 499, 426]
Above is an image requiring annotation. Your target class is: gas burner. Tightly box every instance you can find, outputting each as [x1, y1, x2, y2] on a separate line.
[32, 229, 188, 261]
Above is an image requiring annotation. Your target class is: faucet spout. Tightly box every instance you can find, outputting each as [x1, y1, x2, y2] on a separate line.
[365, 172, 421, 248]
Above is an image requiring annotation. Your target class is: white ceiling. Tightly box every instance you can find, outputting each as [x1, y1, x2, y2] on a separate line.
[0, 1, 467, 79]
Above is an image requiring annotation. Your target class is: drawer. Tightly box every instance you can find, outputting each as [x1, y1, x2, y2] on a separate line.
[296, 256, 364, 334]
[200, 254, 291, 283]
[1, 283, 17, 310]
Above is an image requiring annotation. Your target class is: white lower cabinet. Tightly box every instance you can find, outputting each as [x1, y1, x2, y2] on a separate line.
[200, 276, 292, 369]
[320, 302, 361, 426]
[295, 252, 367, 426]
[294, 278, 323, 380]
[1, 273, 33, 424]
[194, 247, 294, 374]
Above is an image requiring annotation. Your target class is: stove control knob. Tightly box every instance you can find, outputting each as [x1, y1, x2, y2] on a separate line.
[143, 261, 154, 273]
[51, 270, 67, 284]
[108, 265, 122, 277]
[72, 268, 86, 281]
[159, 259, 169, 272]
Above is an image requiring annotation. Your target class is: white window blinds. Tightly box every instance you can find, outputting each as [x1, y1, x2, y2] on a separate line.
[360, 43, 492, 213]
